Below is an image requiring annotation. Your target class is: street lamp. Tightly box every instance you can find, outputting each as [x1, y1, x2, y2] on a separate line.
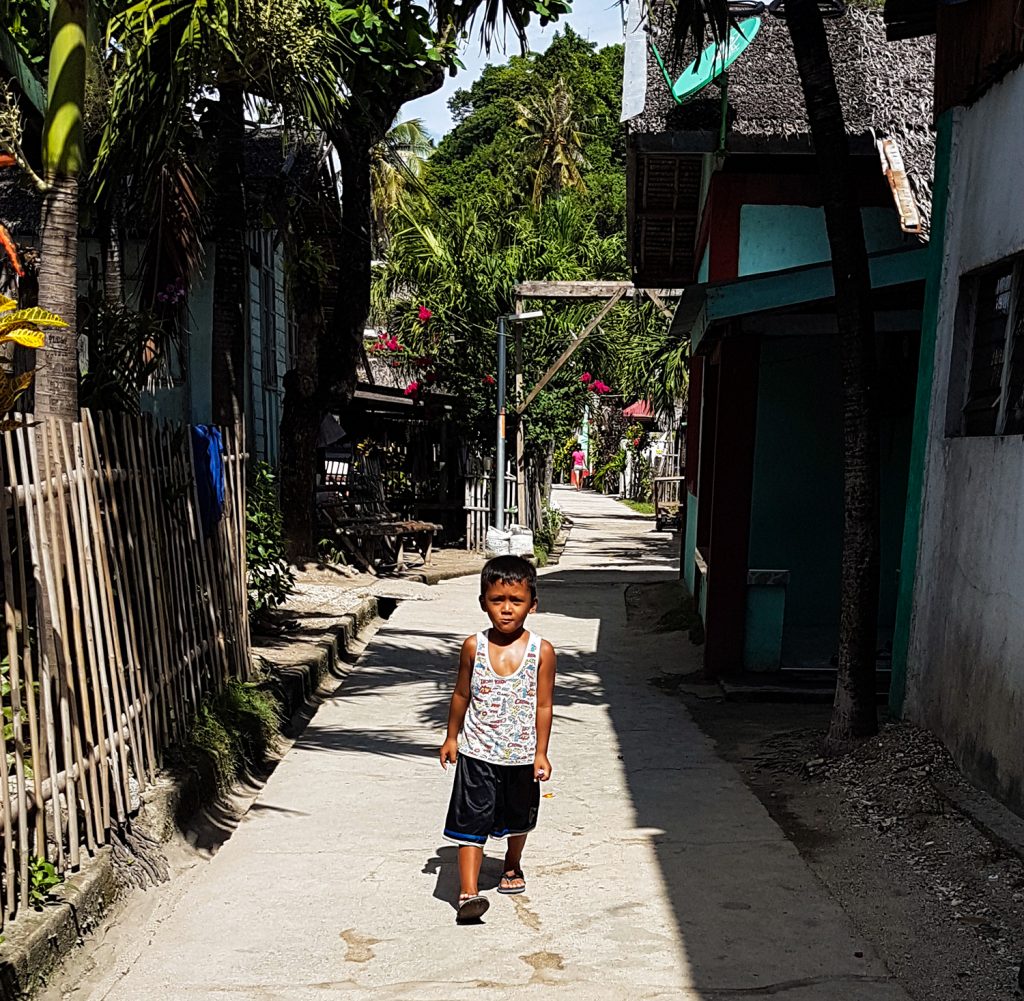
[495, 310, 544, 530]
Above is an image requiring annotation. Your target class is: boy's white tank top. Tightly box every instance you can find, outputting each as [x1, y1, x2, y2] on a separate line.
[460, 631, 541, 766]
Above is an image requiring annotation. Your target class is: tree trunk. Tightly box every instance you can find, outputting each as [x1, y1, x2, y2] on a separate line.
[280, 267, 323, 561]
[102, 219, 124, 306]
[36, 175, 80, 418]
[35, 0, 87, 420]
[210, 83, 247, 429]
[325, 119, 376, 405]
[786, 0, 880, 751]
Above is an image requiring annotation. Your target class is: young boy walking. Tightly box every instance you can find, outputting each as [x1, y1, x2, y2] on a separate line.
[440, 554, 557, 923]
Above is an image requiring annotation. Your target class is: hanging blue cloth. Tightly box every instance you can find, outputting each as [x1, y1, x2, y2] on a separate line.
[191, 425, 225, 538]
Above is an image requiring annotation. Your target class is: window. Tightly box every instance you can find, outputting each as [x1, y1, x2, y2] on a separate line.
[949, 258, 1024, 437]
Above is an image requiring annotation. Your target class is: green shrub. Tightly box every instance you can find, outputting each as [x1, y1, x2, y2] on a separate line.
[535, 503, 564, 554]
[246, 462, 295, 617]
[183, 681, 282, 793]
[29, 856, 61, 908]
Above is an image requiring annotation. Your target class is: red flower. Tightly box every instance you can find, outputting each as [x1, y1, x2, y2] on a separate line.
[387, 337, 400, 351]
[633, 438, 641, 447]
[404, 381, 419, 396]
[580, 372, 592, 383]
[417, 306, 433, 322]
[482, 374, 496, 386]
[592, 380, 611, 394]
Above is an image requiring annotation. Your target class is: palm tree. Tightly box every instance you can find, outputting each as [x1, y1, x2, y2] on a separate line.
[516, 78, 588, 210]
[370, 118, 432, 254]
[34, 0, 88, 420]
[669, 0, 880, 750]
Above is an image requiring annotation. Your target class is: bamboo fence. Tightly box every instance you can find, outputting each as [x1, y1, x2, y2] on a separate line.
[0, 411, 249, 923]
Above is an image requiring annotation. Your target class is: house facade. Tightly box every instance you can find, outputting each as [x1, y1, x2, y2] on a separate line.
[886, 0, 1024, 812]
[625, 7, 934, 677]
[0, 127, 293, 467]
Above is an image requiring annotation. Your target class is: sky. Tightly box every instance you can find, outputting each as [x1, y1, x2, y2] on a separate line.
[404, 0, 626, 140]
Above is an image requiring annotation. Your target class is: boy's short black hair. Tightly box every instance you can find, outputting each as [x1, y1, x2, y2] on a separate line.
[480, 554, 537, 600]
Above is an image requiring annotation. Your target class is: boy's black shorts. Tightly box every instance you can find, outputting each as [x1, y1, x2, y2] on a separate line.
[443, 754, 540, 846]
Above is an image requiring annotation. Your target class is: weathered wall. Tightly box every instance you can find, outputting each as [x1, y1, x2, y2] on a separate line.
[906, 64, 1024, 813]
[738, 205, 909, 276]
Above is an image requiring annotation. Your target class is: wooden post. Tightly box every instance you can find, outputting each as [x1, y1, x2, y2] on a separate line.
[514, 297, 529, 529]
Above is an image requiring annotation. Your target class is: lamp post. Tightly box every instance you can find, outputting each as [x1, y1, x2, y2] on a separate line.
[495, 309, 543, 529]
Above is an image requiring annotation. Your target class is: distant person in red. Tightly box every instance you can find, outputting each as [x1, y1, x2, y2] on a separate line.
[570, 443, 586, 490]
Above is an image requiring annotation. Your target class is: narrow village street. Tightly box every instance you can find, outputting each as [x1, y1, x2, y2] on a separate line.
[44, 487, 908, 1001]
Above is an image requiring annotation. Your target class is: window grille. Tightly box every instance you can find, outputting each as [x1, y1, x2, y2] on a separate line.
[950, 259, 1024, 437]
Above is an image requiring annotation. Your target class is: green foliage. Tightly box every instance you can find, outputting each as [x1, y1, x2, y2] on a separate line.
[620, 499, 654, 515]
[29, 856, 62, 907]
[183, 680, 282, 793]
[374, 30, 687, 459]
[592, 448, 625, 493]
[426, 29, 625, 235]
[534, 501, 563, 554]
[78, 293, 171, 414]
[246, 462, 296, 617]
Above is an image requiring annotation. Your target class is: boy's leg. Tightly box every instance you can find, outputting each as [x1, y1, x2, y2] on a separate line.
[500, 834, 527, 891]
[458, 845, 484, 896]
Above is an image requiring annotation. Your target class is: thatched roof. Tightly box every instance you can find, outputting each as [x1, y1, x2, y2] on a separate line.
[630, 5, 936, 223]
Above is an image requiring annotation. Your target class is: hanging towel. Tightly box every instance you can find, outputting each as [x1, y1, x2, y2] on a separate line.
[191, 425, 226, 538]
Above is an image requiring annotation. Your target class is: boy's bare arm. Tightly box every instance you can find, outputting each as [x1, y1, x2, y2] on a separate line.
[440, 635, 476, 769]
[534, 640, 557, 780]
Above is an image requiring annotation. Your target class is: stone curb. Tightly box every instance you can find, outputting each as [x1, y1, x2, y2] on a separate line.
[0, 594, 382, 1001]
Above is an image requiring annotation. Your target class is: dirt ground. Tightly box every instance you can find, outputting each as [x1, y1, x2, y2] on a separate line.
[627, 580, 1024, 1001]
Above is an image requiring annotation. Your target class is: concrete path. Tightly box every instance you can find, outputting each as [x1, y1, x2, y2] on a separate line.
[73, 488, 908, 1001]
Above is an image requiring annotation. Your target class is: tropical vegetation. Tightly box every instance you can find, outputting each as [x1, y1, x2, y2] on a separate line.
[373, 29, 686, 475]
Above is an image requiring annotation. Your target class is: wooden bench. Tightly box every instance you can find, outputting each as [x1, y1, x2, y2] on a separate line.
[319, 507, 441, 573]
[317, 454, 441, 573]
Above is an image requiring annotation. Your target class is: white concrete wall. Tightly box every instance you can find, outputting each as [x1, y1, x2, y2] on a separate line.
[907, 64, 1024, 811]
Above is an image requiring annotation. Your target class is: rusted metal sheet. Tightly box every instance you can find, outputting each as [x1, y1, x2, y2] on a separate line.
[879, 138, 923, 235]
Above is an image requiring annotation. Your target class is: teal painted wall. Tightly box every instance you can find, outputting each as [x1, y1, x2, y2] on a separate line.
[697, 245, 710, 284]
[684, 491, 698, 593]
[890, 112, 953, 715]
[747, 334, 916, 667]
[744, 585, 786, 670]
[738, 206, 909, 277]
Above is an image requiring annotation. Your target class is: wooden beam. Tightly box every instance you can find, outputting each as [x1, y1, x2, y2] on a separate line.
[513, 280, 683, 300]
[644, 288, 675, 321]
[517, 289, 627, 414]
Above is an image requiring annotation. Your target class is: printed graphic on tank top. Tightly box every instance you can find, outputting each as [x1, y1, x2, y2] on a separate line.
[460, 631, 541, 765]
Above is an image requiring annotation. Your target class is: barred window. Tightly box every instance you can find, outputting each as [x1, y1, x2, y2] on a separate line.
[950, 259, 1024, 437]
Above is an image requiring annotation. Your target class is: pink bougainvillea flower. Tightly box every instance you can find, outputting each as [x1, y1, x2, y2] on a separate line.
[591, 380, 611, 394]
[404, 381, 419, 396]
[482, 374, 496, 386]
[580, 372, 592, 383]
[387, 337, 400, 351]
[417, 306, 433, 322]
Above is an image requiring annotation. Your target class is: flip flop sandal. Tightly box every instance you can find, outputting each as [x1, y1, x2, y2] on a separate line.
[497, 869, 527, 895]
[456, 894, 490, 923]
